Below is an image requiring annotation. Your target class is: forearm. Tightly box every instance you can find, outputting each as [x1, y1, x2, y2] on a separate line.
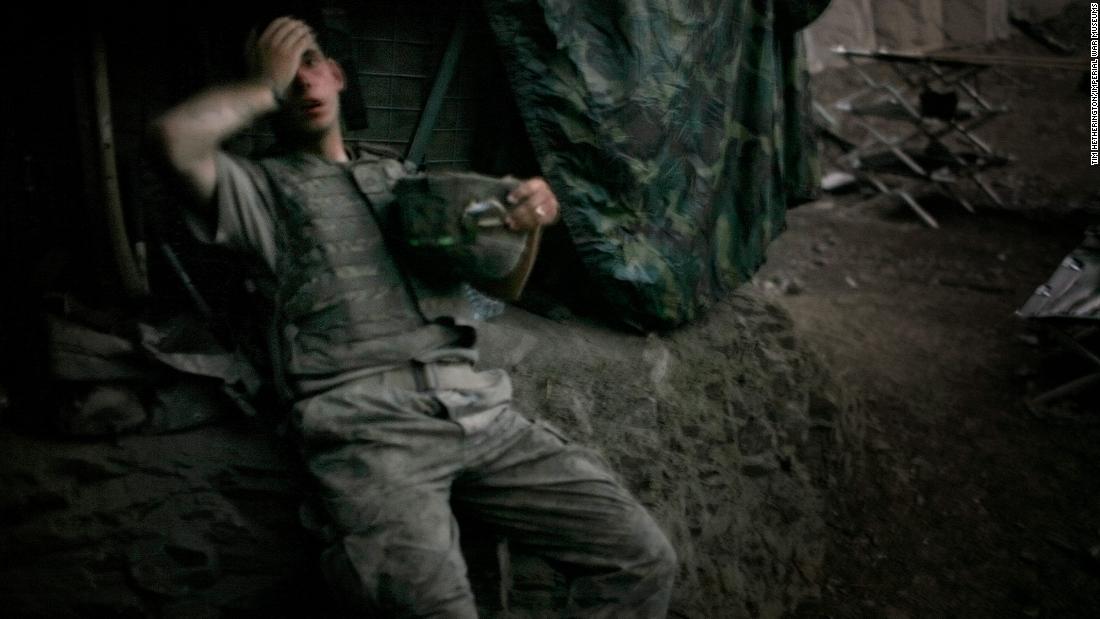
[152, 80, 277, 201]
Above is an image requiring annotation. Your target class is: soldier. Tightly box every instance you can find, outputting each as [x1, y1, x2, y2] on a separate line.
[153, 16, 677, 617]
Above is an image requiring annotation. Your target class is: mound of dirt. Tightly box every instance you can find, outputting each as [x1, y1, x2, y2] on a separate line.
[0, 291, 859, 618]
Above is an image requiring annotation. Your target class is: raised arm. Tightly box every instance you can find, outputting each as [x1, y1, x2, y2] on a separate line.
[151, 17, 315, 204]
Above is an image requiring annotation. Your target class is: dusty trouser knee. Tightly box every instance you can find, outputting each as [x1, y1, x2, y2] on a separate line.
[450, 416, 678, 617]
[293, 379, 482, 617]
[565, 501, 679, 618]
[319, 495, 478, 618]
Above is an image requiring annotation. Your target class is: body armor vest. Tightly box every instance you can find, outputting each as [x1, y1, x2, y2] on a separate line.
[259, 152, 470, 383]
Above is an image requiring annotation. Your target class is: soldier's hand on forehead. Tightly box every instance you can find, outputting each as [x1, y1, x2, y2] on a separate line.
[245, 16, 317, 101]
[506, 177, 560, 231]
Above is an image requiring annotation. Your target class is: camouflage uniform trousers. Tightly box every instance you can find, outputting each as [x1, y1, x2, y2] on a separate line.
[292, 362, 677, 617]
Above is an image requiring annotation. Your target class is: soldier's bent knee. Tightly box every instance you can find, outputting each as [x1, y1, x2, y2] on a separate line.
[623, 507, 678, 579]
[644, 521, 679, 578]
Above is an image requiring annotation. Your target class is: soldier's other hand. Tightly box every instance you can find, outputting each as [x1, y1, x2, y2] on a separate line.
[505, 177, 559, 231]
[246, 16, 316, 102]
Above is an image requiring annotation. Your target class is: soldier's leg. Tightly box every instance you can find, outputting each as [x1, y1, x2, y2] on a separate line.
[318, 475, 475, 618]
[453, 413, 678, 618]
[293, 379, 479, 618]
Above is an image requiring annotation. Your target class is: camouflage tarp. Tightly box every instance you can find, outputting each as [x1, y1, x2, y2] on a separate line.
[483, 0, 826, 329]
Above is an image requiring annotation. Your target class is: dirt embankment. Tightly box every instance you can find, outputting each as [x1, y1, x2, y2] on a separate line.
[0, 291, 859, 618]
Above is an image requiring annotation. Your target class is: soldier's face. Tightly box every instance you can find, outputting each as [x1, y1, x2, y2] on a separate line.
[282, 47, 345, 137]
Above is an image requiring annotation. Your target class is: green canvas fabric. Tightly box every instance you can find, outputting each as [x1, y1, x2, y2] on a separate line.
[483, 0, 825, 329]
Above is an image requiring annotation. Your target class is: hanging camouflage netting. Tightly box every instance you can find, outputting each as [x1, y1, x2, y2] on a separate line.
[484, 0, 827, 329]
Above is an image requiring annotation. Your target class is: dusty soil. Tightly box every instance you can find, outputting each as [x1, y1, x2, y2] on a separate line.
[766, 199, 1098, 618]
[771, 4, 1100, 616]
